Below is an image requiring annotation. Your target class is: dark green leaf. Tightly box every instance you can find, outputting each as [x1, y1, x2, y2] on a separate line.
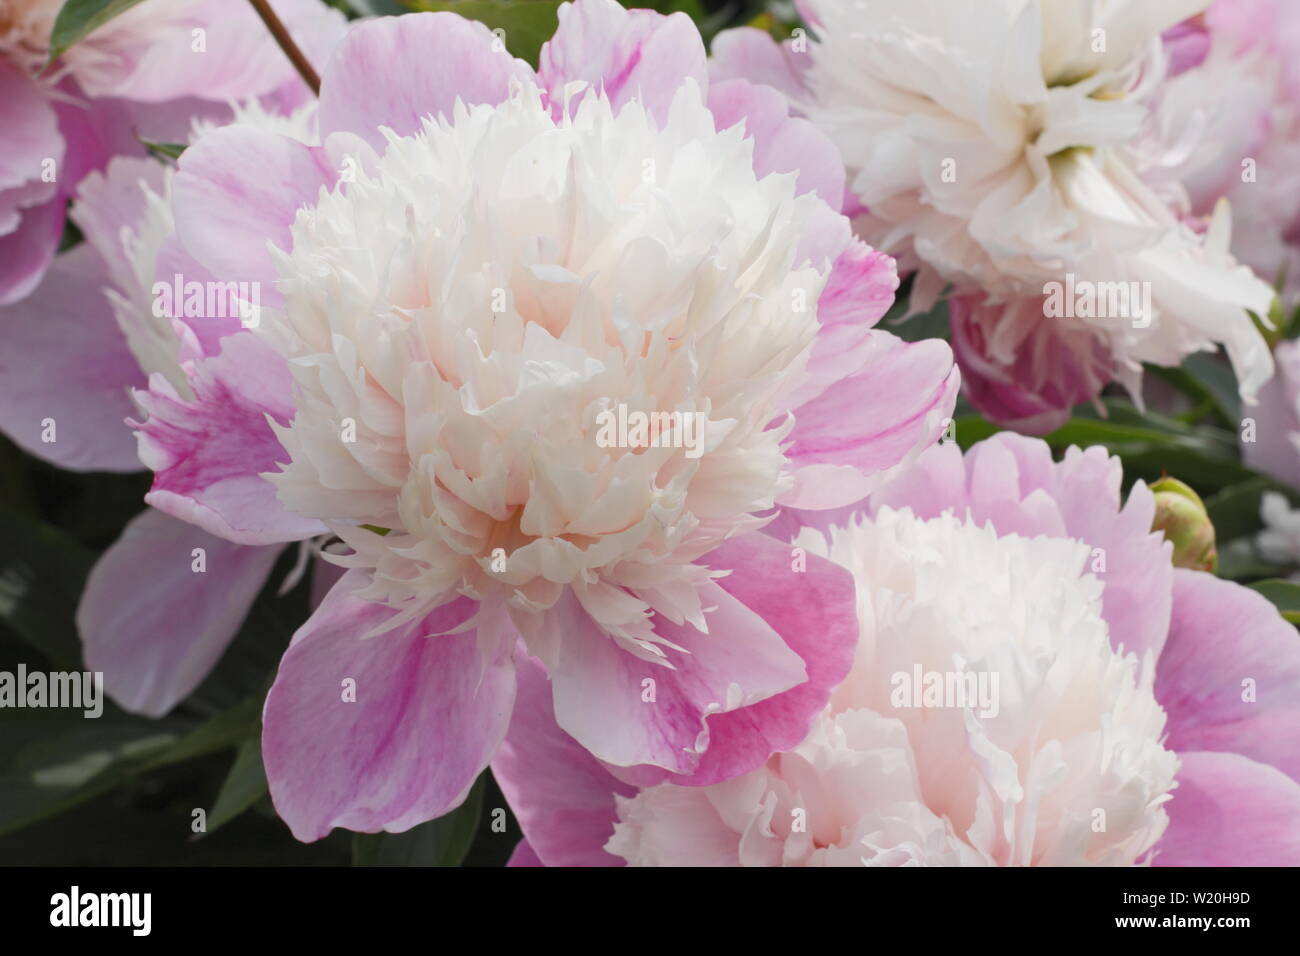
[0, 502, 94, 671]
[206, 734, 267, 833]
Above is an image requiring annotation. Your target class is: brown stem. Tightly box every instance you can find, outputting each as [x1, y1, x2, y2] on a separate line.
[247, 0, 320, 96]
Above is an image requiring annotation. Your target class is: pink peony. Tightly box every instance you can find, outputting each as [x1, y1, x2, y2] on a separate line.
[494, 433, 1300, 866]
[110, 0, 958, 840]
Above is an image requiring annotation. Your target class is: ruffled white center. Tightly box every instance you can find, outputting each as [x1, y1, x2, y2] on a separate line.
[608, 508, 1178, 866]
[261, 81, 839, 652]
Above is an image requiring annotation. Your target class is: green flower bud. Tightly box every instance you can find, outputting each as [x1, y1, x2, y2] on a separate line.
[1150, 477, 1217, 572]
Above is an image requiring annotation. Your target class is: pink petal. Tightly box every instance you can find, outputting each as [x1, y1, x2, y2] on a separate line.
[0, 61, 60, 203]
[708, 27, 812, 103]
[0, 196, 64, 307]
[173, 126, 335, 290]
[614, 530, 860, 788]
[134, 332, 327, 545]
[492, 653, 634, 867]
[318, 12, 536, 153]
[538, 0, 706, 125]
[784, 240, 900, 411]
[262, 570, 516, 841]
[546, 578, 807, 775]
[68, 0, 346, 106]
[1155, 751, 1300, 866]
[78, 508, 283, 716]
[507, 839, 544, 867]
[71, 156, 169, 287]
[0, 244, 142, 471]
[782, 332, 959, 509]
[707, 77, 843, 208]
[950, 292, 1113, 436]
[868, 433, 1174, 662]
[1157, 569, 1300, 784]
[1052, 444, 1173, 661]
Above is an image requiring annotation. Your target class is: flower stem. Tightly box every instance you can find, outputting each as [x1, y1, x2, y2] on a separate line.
[248, 0, 321, 96]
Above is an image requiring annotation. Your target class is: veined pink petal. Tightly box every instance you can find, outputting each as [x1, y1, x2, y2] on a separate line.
[784, 240, 900, 411]
[79, 508, 283, 716]
[262, 570, 516, 842]
[545, 580, 807, 775]
[538, 0, 706, 124]
[708, 78, 843, 209]
[1157, 569, 1300, 784]
[492, 653, 634, 867]
[134, 332, 327, 545]
[318, 12, 536, 153]
[613, 531, 859, 788]
[172, 126, 335, 292]
[1155, 751, 1300, 866]
[708, 26, 812, 103]
[781, 334, 959, 510]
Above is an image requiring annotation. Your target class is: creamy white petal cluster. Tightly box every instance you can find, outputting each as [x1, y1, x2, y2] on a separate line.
[800, 0, 1273, 394]
[260, 81, 843, 654]
[608, 507, 1178, 866]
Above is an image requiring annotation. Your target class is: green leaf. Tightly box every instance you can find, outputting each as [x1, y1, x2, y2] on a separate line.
[48, 0, 150, 64]
[406, 0, 562, 66]
[139, 139, 187, 162]
[1248, 579, 1300, 624]
[351, 774, 485, 866]
[0, 697, 258, 836]
[0, 502, 94, 671]
[206, 734, 267, 833]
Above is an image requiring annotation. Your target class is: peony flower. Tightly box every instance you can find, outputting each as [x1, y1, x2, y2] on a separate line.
[710, 0, 1276, 432]
[0, 0, 345, 306]
[133, 0, 959, 840]
[494, 433, 1300, 866]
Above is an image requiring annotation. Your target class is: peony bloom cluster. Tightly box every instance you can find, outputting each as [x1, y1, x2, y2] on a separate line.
[496, 435, 1300, 866]
[0, 0, 1296, 870]
[711, 0, 1278, 431]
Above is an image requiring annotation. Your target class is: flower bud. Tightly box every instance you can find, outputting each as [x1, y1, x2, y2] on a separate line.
[1150, 477, 1217, 572]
